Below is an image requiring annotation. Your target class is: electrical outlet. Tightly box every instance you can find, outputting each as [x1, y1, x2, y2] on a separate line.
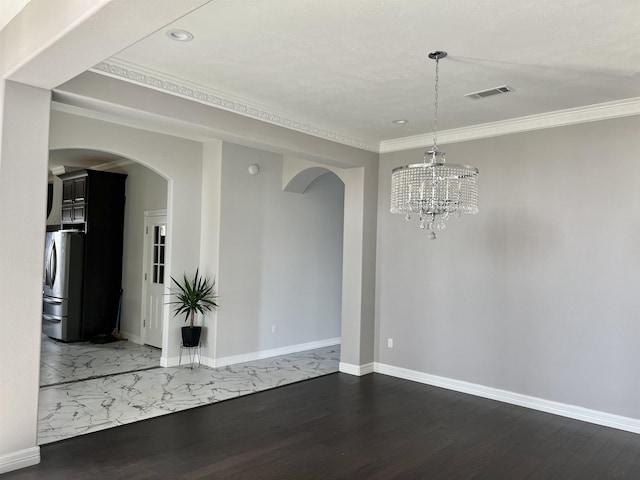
[271, 324, 277, 334]
[387, 338, 393, 348]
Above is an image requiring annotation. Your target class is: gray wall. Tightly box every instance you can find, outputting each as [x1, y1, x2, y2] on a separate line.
[118, 162, 168, 339]
[376, 115, 640, 419]
[216, 142, 344, 358]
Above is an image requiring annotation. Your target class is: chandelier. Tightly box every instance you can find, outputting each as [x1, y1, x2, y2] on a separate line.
[390, 51, 479, 239]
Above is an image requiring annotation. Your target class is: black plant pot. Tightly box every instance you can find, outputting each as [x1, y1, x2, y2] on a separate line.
[181, 326, 202, 347]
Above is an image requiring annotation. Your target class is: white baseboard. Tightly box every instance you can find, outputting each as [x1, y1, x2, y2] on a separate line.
[374, 362, 640, 435]
[160, 356, 177, 367]
[339, 362, 374, 376]
[161, 355, 212, 368]
[163, 349, 211, 368]
[161, 338, 340, 369]
[214, 337, 341, 368]
[118, 332, 142, 345]
[0, 447, 40, 474]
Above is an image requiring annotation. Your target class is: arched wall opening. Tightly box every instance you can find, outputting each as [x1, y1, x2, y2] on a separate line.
[282, 157, 368, 372]
[49, 109, 206, 365]
[212, 143, 345, 365]
[47, 148, 169, 349]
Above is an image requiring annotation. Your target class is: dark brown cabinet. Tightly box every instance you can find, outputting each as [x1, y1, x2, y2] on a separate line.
[62, 181, 73, 204]
[62, 176, 86, 202]
[61, 176, 88, 224]
[59, 169, 127, 340]
[61, 203, 86, 223]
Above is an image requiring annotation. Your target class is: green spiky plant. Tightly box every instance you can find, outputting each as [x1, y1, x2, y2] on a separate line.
[169, 269, 218, 328]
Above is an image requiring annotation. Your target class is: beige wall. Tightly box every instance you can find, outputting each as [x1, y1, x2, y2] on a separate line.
[376, 115, 640, 419]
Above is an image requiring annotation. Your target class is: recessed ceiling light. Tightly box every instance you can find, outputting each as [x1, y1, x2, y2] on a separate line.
[392, 119, 409, 124]
[166, 29, 194, 42]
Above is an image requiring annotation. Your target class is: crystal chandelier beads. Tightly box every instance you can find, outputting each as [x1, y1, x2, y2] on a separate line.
[390, 155, 479, 239]
[390, 51, 479, 239]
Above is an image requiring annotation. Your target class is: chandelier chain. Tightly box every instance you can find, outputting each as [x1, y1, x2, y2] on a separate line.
[389, 50, 479, 240]
[432, 56, 440, 152]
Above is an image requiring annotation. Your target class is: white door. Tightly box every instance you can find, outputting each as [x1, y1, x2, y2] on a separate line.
[142, 213, 167, 348]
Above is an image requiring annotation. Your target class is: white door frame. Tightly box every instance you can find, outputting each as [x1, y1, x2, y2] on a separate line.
[141, 209, 167, 348]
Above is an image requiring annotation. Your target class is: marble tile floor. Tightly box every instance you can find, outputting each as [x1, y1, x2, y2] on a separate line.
[40, 334, 161, 387]
[38, 344, 340, 445]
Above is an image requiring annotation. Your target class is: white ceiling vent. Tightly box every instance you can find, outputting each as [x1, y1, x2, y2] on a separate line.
[465, 85, 513, 100]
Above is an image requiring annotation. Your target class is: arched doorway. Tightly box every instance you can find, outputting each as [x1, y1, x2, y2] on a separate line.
[46, 148, 169, 348]
[49, 109, 206, 366]
[282, 157, 371, 374]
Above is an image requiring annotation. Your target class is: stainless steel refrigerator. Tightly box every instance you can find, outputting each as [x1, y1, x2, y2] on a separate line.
[42, 230, 85, 341]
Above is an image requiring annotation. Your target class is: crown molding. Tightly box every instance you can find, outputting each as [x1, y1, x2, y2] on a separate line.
[90, 59, 378, 152]
[89, 60, 640, 155]
[380, 97, 640, 153]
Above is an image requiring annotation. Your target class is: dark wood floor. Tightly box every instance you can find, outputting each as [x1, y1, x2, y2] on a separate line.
[5, 373, 640, 479]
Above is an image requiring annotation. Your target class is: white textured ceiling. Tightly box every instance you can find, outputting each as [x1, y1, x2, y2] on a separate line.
[109, 0, 640, 145]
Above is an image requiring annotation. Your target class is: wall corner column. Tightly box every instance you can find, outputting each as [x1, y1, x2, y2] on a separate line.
[0, 80, 51, 473]
[338, 161, 378, 375]
[199, 140, 223, 364]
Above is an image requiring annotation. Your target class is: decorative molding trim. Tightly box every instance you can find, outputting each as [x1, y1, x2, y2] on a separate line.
[0, 447, 40, 475]
[89, 61, 640, 156]
[339, 362, 374, 376]
[380, 97, 640, 153]
[91, 59, 378, 152]
[213, 337, 340, 368]
[374, 363, 640, 435]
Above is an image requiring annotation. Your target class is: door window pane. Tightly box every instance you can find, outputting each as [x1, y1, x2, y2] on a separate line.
[152, 225, 166, 284]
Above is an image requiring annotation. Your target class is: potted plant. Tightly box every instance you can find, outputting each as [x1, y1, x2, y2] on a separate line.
[169, 269, 218, 347]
